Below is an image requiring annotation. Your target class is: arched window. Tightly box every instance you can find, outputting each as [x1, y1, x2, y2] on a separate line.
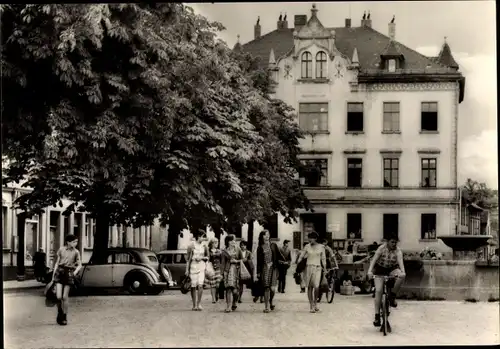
[316, 51, 327, 78]
[301, 52, 312, 78]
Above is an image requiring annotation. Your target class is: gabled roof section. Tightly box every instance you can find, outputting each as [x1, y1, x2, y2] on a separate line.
[437, 41, 459, 69]
[296, 4, 332, 39]
[240, 25, 445, 71]
[381, 39, 404, 58]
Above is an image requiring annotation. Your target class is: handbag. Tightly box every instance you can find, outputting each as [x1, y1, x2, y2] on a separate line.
[180, 275, 191, 294]
[319, 270, 329, 292]
[44, 281, 58, 307]
[240, 261, 251, 281]
[296, 257, 307, 274]
[218, 279, 225, 299]
[293, 272, 302, 285]
[205, 261, 215, 279]
[251, 278, 264, 297]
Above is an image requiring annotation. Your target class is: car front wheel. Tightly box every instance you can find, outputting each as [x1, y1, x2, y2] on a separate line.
[126, 274, 149, 295]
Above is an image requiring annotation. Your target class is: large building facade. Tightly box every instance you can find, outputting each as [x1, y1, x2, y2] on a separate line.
[236, 5, 466, 253]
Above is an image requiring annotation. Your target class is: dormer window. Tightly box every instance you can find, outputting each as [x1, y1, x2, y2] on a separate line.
[388, 59, 396, 72]
[301, 52, 313, 78]
[316, 51, 327, 78]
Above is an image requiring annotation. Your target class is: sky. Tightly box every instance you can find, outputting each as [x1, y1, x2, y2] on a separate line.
[188, 1, 497, 189]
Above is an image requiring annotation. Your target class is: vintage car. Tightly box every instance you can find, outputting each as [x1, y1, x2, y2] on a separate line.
[156, 250, 188, 288]
[74, 248, 174, 295]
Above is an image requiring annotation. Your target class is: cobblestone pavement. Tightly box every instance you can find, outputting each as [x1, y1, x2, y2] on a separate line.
[4, 284, 499, 348]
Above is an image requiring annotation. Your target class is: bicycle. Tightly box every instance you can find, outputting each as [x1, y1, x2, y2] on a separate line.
[376, 275, 397, 336]
[317, 268, 338, 304]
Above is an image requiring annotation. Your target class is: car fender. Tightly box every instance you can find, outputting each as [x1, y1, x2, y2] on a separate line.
[124, 269, 155, 286]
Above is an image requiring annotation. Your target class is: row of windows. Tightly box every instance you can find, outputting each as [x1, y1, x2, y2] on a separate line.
[298, 102, 439, 133]
[299, 157, 437, 188]
[300, 51, 328, 79]
[345, 213, 438, 241]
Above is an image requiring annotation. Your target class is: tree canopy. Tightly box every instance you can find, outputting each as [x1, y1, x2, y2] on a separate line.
[1, 4, 310, 252]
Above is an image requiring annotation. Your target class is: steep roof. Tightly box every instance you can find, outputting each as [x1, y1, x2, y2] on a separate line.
[241, 26, 447, 71]
[437, 42, 459, 69]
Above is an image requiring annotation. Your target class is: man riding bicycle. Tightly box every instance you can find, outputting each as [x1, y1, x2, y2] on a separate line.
[367, 233, 406, 327]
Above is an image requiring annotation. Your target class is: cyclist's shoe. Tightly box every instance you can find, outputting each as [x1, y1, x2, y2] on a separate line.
[373, 314, 381, 327]
[389, 292, 398, 308]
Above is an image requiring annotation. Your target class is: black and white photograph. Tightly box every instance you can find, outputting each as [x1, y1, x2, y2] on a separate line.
[2, 1, 498, 347]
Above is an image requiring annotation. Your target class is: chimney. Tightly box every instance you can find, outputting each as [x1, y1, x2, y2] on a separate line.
[345, 18, 351, 28]
[282, 13, 288, 29]
[388, 16, 395, 40]
[362, 11, 372, 28]
[254, 17, 261, 39]
[294, 15, 307, 32]
[277, 13, 283, 30]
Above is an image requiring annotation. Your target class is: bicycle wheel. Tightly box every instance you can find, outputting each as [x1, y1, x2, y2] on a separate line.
[381, 294, 388, 336]
[327, 277, 335, 303]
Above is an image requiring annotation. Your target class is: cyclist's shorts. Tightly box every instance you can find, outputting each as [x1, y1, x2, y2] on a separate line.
[373, 265, 400, 276]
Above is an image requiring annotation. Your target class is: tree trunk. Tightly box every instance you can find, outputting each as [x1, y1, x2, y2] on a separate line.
[16, 213, 26, 281]
[166, 224, 180, 250]
[92, 212, 110, 264]
[247, 220, 255, 252]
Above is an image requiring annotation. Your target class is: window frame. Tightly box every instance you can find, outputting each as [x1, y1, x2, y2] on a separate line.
[347, 213, 362, 239]
[421, 102, 438, 132]
[383, 213, 399, 241]
[299, 158, 328, 187]
[113, 252, 134, 264]
[2, 206, 8, 249]
[346, 102, 364, 132]
[298, 102, 329, 133]
[421, 213, 437, 239]
[388, 59, 396, 72]
[301, 51, 313, 79]
[383, 158, 399, 188]
[421, 158, 437, 188]
[383, 102, 400, 132]
[347, 158, 363, 188]
[315, 51, 327, 79]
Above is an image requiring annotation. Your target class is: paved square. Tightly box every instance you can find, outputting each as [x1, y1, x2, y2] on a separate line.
[4, 285, 499, 348]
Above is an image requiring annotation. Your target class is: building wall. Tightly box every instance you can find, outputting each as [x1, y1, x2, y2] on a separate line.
[270, 43, 459, 252]
[2, 186, 156, 268]
[278, 206, 454, 253]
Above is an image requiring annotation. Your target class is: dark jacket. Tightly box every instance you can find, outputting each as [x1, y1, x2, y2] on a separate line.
[277, 245, 292, 269]
[256, 242, 279, 276]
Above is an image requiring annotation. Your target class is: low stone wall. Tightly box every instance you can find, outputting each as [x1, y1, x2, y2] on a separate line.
[400, 260, 500, 301]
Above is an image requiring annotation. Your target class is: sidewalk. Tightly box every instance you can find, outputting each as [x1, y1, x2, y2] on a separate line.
[3, 279, 45, 292]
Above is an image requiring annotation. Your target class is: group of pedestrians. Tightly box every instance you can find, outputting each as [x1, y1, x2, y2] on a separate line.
[185, 229, 293, 313]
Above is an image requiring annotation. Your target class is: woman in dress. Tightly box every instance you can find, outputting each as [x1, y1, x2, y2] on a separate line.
[238, 240, 254, 303]
[256, 230, 279, 313]
[185, 229, 209, 311]
[207, 238, 223, 303]
[221, 234, 243, 313]
[296, 231, 326, 313]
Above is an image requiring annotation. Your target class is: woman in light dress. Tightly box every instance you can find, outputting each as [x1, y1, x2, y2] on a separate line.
[256, 230, 279, 313]
[297, 231, 326, 313]
[221, 234, 243, 313]
[185, 229, 209, 311]
[207, 238, 223, 303]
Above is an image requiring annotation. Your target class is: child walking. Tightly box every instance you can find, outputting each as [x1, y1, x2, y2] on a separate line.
[52, 234, 82, 325]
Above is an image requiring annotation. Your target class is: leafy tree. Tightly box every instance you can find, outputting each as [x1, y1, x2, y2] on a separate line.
[2, 3, 311, 258]
[1, 4, 274, 260]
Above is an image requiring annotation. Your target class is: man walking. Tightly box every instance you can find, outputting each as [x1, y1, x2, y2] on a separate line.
[277, 240, 292, 293]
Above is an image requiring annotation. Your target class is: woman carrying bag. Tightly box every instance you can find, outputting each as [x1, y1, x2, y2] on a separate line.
[238, 240, 254, 303]
[256, 230, 279, 313]
[185, 229, 209, 311]
[220, 234, 243, 313]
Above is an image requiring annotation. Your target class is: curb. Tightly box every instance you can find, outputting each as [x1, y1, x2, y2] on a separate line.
[3, 285, 45, 294]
